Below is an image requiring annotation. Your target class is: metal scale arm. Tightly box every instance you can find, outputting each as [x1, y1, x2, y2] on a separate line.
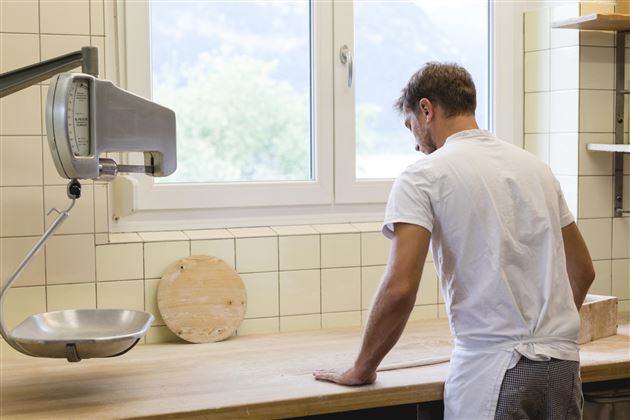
[0, 182, 80, 355]
[0, 47, 98, 98]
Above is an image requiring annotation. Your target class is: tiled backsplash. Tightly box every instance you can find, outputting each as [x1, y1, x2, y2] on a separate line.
[523, 1, 630, 314]
[1, 223, 442, 354]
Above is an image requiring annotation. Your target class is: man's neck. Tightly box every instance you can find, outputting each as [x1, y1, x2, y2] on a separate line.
[434, 115, 479, 149]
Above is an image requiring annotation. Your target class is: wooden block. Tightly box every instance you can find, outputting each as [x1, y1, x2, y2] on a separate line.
[578, 294, 618, 345]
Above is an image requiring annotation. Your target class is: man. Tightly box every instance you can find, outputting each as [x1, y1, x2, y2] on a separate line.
[313, 62, 595, 419]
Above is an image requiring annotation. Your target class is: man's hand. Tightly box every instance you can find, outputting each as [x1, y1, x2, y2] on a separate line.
[313, 366, 377, 386]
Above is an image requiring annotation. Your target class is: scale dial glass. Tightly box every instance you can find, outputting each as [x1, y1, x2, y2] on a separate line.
[66, 79, 91, 157]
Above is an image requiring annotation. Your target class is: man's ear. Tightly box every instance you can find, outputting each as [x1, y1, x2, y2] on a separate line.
[419, 98, 432, 120]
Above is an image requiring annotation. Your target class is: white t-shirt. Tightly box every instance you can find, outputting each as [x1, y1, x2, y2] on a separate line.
[383, 129, 579, 361]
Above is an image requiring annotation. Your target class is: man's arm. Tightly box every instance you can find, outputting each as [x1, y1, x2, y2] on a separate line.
[313, 222, 431, 385]
[562, 222, 595, 310]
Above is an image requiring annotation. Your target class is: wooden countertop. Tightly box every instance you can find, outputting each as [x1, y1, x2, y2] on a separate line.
[1, 316, 629, 419]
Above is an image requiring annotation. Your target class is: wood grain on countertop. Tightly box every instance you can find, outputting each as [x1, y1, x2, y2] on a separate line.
[1, 316, 629, 419]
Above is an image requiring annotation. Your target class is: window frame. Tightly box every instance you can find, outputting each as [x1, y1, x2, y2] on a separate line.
[107, 0, 525, 232]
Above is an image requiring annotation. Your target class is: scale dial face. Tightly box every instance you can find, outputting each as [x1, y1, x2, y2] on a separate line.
[66, 79, 91, 157]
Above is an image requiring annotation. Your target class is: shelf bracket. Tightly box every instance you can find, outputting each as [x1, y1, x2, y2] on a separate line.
[614, 31, 628, 217]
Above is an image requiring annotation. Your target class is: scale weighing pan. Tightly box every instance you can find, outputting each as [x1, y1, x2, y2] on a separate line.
[9, 309, 154, 362]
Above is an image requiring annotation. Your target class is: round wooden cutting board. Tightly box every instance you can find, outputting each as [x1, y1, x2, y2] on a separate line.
[157, 255, 247, 343]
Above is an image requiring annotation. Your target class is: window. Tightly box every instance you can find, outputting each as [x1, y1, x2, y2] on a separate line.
[114, 0, 503, 229]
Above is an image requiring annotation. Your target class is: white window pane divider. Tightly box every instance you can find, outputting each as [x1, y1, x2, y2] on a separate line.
[332, 0, 394, 204]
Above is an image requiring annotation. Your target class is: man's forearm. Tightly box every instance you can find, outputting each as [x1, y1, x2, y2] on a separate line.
[353, 280, 417, 376]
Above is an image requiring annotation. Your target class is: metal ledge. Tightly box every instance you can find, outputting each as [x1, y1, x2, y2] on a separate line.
[587, 144, 630, 153]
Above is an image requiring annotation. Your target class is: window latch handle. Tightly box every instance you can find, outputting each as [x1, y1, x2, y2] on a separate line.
[339, 45, 353, 88]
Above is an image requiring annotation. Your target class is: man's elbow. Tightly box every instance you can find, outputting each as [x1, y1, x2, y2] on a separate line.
[383, 283, 417, 309]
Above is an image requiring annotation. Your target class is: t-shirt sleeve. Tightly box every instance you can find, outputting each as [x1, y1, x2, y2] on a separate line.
[552, 175, 575, 227]
[382, 170, 434, 239]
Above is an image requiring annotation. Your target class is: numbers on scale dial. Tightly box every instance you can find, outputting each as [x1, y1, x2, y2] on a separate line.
[66, 80, 90, 157]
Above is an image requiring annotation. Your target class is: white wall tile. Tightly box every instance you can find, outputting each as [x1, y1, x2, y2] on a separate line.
[41, 85, 49, 134]
[578, 176, 613, 218]
[229, 227, 276, 238]
[235, 236, 278, 273]
[144, 278, 164, 325]
[0, 136, 42, 186]
[579, 90, 614, 133]
[312, 223, 358, 234]
[278, 235, 319, 270]
[321, 311, 361, 329]
[524, 9, 550, 52]
[321, 267, 360, 313]
[40, 35, 90, 70]
[108, 233, 143, 243]
[579, 133, 613, 176]
[438, 304, 447, 319]
[237, 317, 279, 335]
[97, 280, 144, 311]
[1, 237, 46, 288]
[279, 269, 320, 316]
[241, 272, 279, 318]
[524, 134, 550, 163]
[580, 2, 615, 15]
[0, 86, 41, 135]
[321, 233, 360, 268]
[47, 283, 96, 311]
[524, 50, 550, 92]
[612, 217, 630, 259]
[279, 314, 320, 332]
[409, 305, 438, 322]
[361, 232, 390, 266]
[90, 0, 105, 36]
[524, 92, 550, 133]
[1, 286, 46, 329]
[94, 184, 109, 233]
[145, 326, 181, 344]
[138, 231, 188, 242]
[0, 0, 39, 33]
[0, 186, 44, 237]
[184, 229, 233, 240]
[361, 265, 385, 310]
[557, 176, 578, 217]
[578, 218, 612, 260]
[550, 90, 579, 133]
[40, 0, 90, 35]
[271, 225, 317, 236]
[580, 47, 615, 90]
[44, 184, 94, 234]
[417, 263, 438, 305]
[589, 260, 612, 295]
[550, 133, 579, 176]
[90, 35, 105, 77]
[46, 234, 95, 284]
[43, 138, 69, 186]
[191, 239, 235, 268]
[550, 47, 579, 91]
[95, 243, 143, 281]
[580, 30, 615, 48]
[351, 222, 382, 232]
[617, 300, 630, 312]
[612, 259, 630, 300]
[550, 3, 580, 49]
[144, 241, 189, 279]
[0, 33, 40, 73]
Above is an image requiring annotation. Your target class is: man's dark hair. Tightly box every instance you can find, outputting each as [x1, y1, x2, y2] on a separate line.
[395, 62, 477, 118]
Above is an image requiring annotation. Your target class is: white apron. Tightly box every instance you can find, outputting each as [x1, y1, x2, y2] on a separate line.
[444, 336, 579, 420]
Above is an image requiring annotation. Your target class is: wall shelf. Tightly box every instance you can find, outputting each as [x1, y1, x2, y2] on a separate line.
[551, 13, 630, 31]
[553, 13, 629, 216]
[587, 144, 630, 153]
